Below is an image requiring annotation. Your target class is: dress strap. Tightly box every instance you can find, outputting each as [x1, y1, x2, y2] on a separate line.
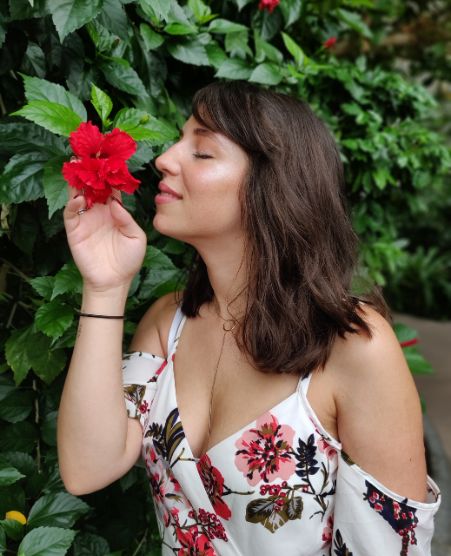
[167, 306, 185, 356]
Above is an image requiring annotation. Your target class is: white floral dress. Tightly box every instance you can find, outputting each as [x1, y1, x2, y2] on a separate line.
[122, 306, 441, 556]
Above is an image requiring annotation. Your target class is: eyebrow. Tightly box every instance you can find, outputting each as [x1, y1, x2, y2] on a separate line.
[179, 126, 216, 138]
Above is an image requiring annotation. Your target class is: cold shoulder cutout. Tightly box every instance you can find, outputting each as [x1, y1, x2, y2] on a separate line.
[122, 305, 441, 555]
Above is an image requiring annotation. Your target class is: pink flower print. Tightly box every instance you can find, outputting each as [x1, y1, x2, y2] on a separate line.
[322, 514, 334, 545]
[317, 437, 337, 460]
[139, 400, 149, 414]
[234, 412, 295, 486]
[144, 444, 190, 526]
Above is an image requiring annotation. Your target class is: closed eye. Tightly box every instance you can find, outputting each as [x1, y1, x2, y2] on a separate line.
[193, 152, 213, 159]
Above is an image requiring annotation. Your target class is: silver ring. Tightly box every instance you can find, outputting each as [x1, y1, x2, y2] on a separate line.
[77, 208, 88, 215]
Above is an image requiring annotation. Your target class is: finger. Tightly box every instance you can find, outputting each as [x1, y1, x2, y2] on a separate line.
[109, 196, 143, 239]
[66, 185, 82, 201]
[63, 195, 88, 232]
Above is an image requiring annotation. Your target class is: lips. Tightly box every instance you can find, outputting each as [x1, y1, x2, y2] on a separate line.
[158, 182, 182, 199]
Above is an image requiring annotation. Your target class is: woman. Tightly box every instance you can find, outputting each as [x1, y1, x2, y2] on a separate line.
[58, 81, 440, 555]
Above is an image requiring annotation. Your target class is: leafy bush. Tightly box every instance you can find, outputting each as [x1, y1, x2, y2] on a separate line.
[0, 0, 447, 554]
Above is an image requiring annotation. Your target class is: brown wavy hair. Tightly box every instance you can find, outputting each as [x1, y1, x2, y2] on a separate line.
[179, 80, 388, 377]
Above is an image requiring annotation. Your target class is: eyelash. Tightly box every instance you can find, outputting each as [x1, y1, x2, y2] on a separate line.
[193, 152, 212, 159]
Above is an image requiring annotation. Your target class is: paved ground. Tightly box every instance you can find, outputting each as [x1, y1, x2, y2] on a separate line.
[394, 313, 451, 462]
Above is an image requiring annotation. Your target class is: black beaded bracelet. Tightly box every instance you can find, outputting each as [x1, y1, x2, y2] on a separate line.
[78, 311, 125, 320]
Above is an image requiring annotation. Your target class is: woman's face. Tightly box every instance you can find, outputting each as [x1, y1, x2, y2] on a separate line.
[153, 115, 249, 245]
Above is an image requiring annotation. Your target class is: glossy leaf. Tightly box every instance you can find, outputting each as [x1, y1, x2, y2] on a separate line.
[47, 0, 103, 42]
[21, 75, 87, 121]
[140, 23, 164, 50]
[99, 58, 148, 96]
[0, 152, 46, 204]
[90, 84, 113, 125]
[35, 300, 74, 340]
[12, 101, 83, 137]
[0, 467, 26, 486]
[249, 62, 283, 85]
[51, 263, 83, 299]
[167, 39, 210, 66]
[43, 158, 68, 218]
[17, 526, 76, 556]
[27, 493, 90, 530]
[114, 108, 177, 144]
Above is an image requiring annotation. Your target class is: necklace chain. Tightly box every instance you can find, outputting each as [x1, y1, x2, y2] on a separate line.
[200, 300, 238, 457]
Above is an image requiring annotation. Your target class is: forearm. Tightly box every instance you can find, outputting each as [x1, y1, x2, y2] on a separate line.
[57, 284, 135, 492]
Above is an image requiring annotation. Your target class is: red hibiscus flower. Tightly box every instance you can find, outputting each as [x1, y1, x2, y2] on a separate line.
[323, 37, 337, 49]
[235, 412, 295, 486]
[176, 526, 216, 556]
[196, 455, 231, 520]
[62, 121, 140, 208]
[258, 0, 280, 13]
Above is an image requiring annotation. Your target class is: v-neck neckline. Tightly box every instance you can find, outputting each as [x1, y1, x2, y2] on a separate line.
[169, 311, 303, 462]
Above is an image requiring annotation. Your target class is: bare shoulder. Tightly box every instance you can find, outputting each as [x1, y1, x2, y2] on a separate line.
[128, 291, 182, 357]
[329, 303, 427, 501]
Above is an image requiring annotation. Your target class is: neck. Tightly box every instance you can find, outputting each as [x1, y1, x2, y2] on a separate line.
[193, 236, 249, 320]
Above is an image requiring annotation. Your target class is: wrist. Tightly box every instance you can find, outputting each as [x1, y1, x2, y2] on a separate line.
[81, 284, 130, 314]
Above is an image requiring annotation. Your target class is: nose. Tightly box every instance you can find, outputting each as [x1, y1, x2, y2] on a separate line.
[155, 142, 180, 176]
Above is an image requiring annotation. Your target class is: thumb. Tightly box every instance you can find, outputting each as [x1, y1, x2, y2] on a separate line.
[110, 197, 144, 239]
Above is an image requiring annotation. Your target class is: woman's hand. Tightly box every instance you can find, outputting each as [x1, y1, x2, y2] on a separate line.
[63, 190, 147, 292]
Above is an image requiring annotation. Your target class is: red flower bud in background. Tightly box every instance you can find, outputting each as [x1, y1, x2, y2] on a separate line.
[323, 37, 337, 49]
[62, 122, 140, 208]
[258, 0, 280, 13]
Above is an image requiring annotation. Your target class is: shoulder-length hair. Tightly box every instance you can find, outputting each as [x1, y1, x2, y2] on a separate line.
[179, 80, 388, 377]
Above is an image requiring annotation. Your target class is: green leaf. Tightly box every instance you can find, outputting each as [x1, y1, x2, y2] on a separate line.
[335, 8, 373, 39]
[72, 532, 110, 556]
[404, 348, 434, 375]
[249, 62, 283, 85]
[139, 23, 164, 50]
[35, 300, 74, 340]
[393, 323, 417, 344]
[187, 0, 212, 23]
[139, 246, 181, 300]
[281, 32, 307, 68]
[17, 526, 76, 556]
[41, 410, 58, 447]
[20, 42, 46, 78]
[0, 467, 25, 486]
[12, 101, 83, 137]
[205, 43, 227, 68]
[0, 152, 46, 204]
[5, 327, 33, 385]
[233, 0, 253, 10]
[0, 390, 34, 423]
[21, 75, 87, 122]
[139, 0, 171, 22]
[225, 31, 252, 59]
[52, 263, 83, 299]
[90, 84, 113, 126]
[47, 0, 104, 42]
[208, 18, 248, 34]
[43, 158, 68, 218]
[99, 58, 148, 96]
[97, 0, 129, 40]
[114, 108, 178, 144]
[8, 0, 49, 20]
[254, 32, 283, 63]
[27, 333, 67, 384]
[215, 58, 252, 80]
[30, 276, 55, 301]
[164, 22, 197, 35]
[27, 493, 90, 530]
[0, 452, 37, 479]
[279, 0, 302, 27]
[0, 422, 38, 453]
[0, 526, 5, 553]
[0, 518, 25, 542]
[167, 39, 210, 66]
[0, 123, 67, 156]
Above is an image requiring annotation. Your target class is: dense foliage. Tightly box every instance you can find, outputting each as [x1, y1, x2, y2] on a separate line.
[0, 1, 449, 554]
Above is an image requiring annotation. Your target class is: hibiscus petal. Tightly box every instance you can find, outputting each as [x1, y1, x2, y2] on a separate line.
[69, 121, 103, 158]
[103, 158, 140, 193]
[62, 160, 85, 190]
[101, 128, 137, 160]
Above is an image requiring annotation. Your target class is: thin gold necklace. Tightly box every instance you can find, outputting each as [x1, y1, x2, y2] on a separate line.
[200, 300, 238, 457]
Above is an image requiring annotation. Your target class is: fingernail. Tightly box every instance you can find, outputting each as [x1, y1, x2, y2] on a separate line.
[74, 193, 83, 199]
